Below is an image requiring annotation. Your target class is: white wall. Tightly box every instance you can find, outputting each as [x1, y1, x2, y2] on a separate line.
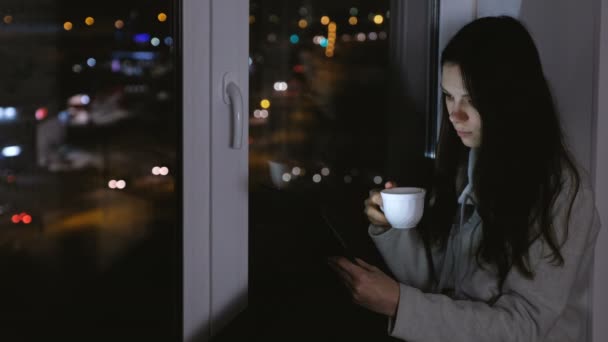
[592, 1, 608, 341]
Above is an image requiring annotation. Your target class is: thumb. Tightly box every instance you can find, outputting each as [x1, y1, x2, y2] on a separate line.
[385, 181, 397, 189]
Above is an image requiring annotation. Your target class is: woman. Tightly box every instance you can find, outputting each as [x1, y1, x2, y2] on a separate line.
[328, 16, 601, 341]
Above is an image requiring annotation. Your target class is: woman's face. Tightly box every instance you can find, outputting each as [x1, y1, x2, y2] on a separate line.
[441, 63, 482, 148]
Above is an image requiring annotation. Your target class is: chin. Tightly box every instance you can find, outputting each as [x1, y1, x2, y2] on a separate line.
[460, 138, 480, 148]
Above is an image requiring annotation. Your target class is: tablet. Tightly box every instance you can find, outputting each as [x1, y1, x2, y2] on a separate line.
[321, 211, 358, 264]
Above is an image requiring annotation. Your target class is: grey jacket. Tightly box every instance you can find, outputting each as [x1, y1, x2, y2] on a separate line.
[369, 166, 601, 341]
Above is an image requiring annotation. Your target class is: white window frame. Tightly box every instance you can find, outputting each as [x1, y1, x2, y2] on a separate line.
[183, 0, 249, 341]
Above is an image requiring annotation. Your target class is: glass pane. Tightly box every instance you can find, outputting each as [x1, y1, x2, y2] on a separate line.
[0, 1, 180, 340]
[243, 0, 433, 340]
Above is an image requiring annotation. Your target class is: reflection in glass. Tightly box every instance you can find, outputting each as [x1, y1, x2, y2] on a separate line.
[245, 0, 419, 340]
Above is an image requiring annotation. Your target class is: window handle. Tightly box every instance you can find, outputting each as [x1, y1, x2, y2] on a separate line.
[223, 73, 244, 149]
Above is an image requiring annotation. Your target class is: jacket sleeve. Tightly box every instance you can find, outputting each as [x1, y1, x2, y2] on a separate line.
[386, 179, 601, 342]
[369, 225, 446, 292]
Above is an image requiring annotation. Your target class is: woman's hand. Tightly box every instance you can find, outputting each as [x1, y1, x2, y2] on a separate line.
[363, 181, 397, 227]
[328, 256, 400, 317]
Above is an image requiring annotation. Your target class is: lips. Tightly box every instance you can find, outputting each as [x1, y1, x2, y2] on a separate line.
[456, 130, 472, 137]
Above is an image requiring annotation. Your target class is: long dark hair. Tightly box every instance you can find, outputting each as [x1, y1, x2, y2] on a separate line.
[420, 16, 580, 289]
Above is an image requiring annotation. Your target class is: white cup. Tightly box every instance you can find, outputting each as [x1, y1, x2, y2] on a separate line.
[380, 187, 426, 229]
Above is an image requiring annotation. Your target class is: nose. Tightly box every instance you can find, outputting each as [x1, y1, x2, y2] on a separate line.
[449, 108, 469, 123]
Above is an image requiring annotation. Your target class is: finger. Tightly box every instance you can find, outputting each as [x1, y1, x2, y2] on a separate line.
[365, 206, 389, 226]
[328, 259, 355, 285]
[385, 181, 397, 189]
[368, 188, 381, 199]
[368, 191, 382, 206]
[354, 258, 377, 272]
[332, 256, 366, 277]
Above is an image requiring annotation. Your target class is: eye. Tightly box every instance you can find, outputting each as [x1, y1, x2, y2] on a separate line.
[444, 93, 454, 101]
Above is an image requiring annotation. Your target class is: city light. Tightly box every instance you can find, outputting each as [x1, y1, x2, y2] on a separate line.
[298, 19, 308, 29]
[321, 167, 330, 176]
[35, 107, 48, 120]
[112, 59, 120, 72]
[368, 32, 378, 41]
[63, 21, 73, 31]
[289, 34, 299, 44]
[11, 213, 33, 225]
[115, 20, 124, 29]
[273, 81, 288, 91]
[80, 95, 90, 105]
[85, 17, 95, 26]
[326, 22, 337, 58]
[344, 175, 353, 184]
[259, 110, 269, 118]
[152, 166, 170, 176]
[3, 15, 13, 24]
[349, 16, 358, 25]
[2, 146, 22, 158]
[267, 33, 277, 42]
[87, 58, 97, 67]
[108, 180, 126, 189]
[349, 8, 359, 16]
[356, 33, 366, 42]
[157, 13, 168, 22]
[373, 15, 384, 25]
[282, 173, 292, 182]
[3, 107, 17, 119]
[134, 33, 151, 44]
[320, 16, 330, 25]
[260, 99, 271, 109]
[151, 37, 161, 46]
[374, 176, 383, 184]
[292, 167, 301, 176]
[72, 64, 83, 73]
[312, 174, 322, 183]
